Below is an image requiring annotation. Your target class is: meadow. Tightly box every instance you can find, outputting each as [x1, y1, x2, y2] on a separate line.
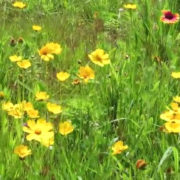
[1, 0, 180, 179]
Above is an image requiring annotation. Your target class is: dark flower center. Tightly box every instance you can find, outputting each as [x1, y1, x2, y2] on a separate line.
[165, 12, 174, 20]
[35, 129, 42, 135]
[95, 55, 102, 62]
[42, 51, 48, 55]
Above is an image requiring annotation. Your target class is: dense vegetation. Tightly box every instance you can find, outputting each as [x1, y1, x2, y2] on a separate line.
[1, 0, 180, 179]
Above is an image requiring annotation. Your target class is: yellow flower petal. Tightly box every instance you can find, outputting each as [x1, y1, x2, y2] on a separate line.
[56, 72, 70, 81]
[59, 121, 74, 135]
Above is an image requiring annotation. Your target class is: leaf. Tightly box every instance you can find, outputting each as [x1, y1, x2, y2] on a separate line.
[158, 147, 172, 171]
[172, 147, 179, 173]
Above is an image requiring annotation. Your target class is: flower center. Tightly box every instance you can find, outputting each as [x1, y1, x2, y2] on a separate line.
[95, 55, 102, 62]
[165, 12, 174, 20]
[42, 51, 48, 55]
[35, 129, 42, 135]
[83, 73, 90, 79]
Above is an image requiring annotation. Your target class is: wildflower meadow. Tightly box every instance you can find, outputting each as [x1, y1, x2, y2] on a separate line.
[1, 0, 180, 179]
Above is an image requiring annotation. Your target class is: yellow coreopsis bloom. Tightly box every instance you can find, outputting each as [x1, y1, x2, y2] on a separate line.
[32, 25, 42, 32]
[9, 55, 22, 62]
[171, 72, 180, 79]
[41, 137, 54, 147]
[59, 121, 74, 135]
[124, 4, 137, 10]
[12, 1, 26, 9]
[78, 65, 95, 83]
[2, 101, 14, 111]
[38, 46, 54, 61]
[88, 49, 110, 67]
[27, 109, 39, 119]
[21, 101, 34, 112]
[56, 72, 70, 81]
[47, 102, 62, 114]
[112, 141, 128, 155]
[171, 102, 180, 111]
[173, 96, 180, 103]
[8, 104, 24, 119]
[23, 119, 54, 147]
[38, 42, 62, 62]
[14, 145, 31, 158]
[17, 60, 31, 69]
[35, 91, 49, 101]
[46, 43, 62, 54]
[160, 110, 180, 121]
[164, 121, 180, 133]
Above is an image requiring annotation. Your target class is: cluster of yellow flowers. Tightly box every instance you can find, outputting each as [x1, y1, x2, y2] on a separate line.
[1, 91, 74, 158]
[77, 48, 110, 83]
[2, 101, 39, 119]
[14, 119, 74, 158]
[9, 41, 62, 69]
[2, 91, 65, 118]
[10, 1, 128, 159]
[160, 73, 180, 133]
[9, 55, 31, 69]
[160, 96, 180, 133]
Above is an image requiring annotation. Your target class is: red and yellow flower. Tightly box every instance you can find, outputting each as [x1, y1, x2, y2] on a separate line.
[161, 10, 179, 24]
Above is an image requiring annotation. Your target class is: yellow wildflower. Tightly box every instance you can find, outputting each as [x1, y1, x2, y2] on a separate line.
[47, 102, 62, 114]
[59, 121, 74, 135]
[38, 42, 62, 62]
[160, 110, 180, 121]
[32, 25, 42, 32]
[9, 55, 22, 62]
[2, 101, 14, 111]
[8, 104, 24, 119]
[17, 60, 31, 69]
[23, 119, 54, 147]
[46, 43, 62, 55]
[173, 96, 180, 103]
[78, 65, 95, 83]
[21, 101, 34, 112]
[171, 102, 180, 111]
[27, 109, 39, 119]
[14, 145, 31, 158]
[88, 49, 110, 67]
[38, 46, 54, 61]
[35, 91, 49, 101]
[124, 4, 137, 10]
[56, 72, 70, 81]
[164, 121, 180, 133]
[112, 141, 128, 155]
[171, 72, 180, 79]
[12, 1, 26, 9]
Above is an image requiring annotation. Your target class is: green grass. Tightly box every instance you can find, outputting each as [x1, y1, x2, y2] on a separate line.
[1, 0, 180, 179]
